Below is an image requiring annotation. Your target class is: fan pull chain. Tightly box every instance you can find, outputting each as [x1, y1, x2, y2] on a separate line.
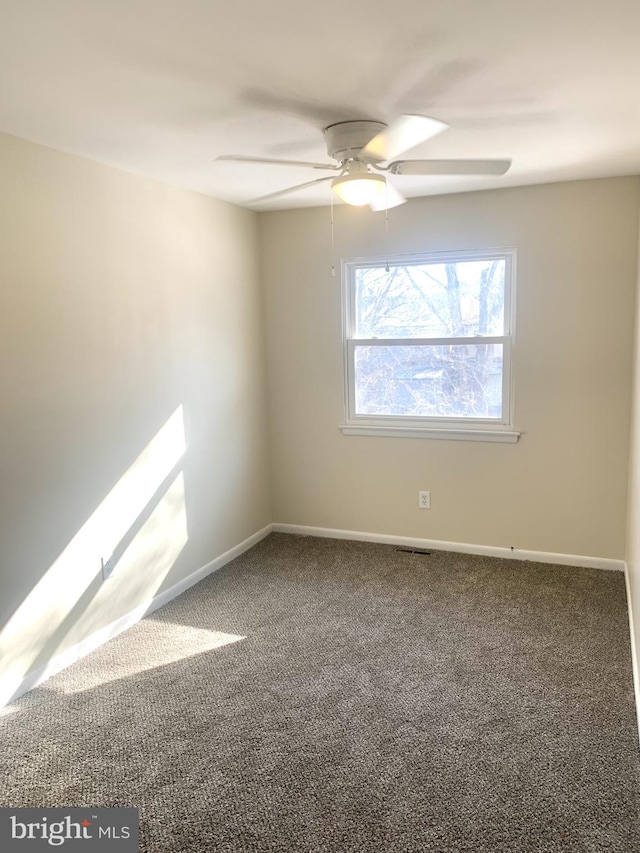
[330, 190, 336, 277]
[385, 184, 390, 273]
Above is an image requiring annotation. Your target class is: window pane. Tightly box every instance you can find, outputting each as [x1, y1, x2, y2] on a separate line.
[354, 259, 505, 338]
[354, 344, 503, 419]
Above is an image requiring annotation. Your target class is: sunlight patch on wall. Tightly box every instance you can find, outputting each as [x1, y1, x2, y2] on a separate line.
[0, 406, 187, 708]
[54, 621, 245, 694]
[73, 469, 190, 636]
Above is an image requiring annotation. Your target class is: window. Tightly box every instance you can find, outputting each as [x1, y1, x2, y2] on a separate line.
[340, 249, 518, 442]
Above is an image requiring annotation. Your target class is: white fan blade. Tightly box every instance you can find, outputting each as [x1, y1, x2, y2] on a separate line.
[389, 159, 512, 176]
[360, 115, 449, 161]
[217, 155, 339, 171]
[369, 181, 407, 212]
[249, 176, 334, 204]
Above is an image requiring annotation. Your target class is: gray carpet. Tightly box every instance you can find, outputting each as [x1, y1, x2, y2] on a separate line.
[1, 533, 639, 852]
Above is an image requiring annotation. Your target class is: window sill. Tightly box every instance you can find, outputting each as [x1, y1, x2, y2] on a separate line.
[339, 425, 520, 443]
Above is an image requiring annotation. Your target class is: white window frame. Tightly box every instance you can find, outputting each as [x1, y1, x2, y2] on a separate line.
[340, 248, 519, 443]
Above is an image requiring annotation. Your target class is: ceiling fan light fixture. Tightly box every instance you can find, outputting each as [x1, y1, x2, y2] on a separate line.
[331, 172, 386, 206]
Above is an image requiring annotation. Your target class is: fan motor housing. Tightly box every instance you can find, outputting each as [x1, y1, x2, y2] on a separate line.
[324, 120, 386, 163]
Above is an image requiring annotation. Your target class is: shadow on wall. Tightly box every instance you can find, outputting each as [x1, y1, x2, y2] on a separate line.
[0, 406, 189, 708]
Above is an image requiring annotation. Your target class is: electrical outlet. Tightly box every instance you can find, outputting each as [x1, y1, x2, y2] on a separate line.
[418, 491, 431, 509]
[101, 555, 115, 581]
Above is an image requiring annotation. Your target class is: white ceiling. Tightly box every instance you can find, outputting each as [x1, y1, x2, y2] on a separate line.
[0, 0, 639, 210]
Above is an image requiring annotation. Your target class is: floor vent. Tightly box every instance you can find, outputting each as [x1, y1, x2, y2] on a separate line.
[394, 547, 432, 556]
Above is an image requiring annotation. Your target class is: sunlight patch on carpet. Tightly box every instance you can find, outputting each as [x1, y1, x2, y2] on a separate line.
[52, 620, 246, 694]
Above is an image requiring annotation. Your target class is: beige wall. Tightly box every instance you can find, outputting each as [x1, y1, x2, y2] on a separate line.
[625, 202, 640, 699]
[260, 177, 640, 559]
[0, 132, 272, 704]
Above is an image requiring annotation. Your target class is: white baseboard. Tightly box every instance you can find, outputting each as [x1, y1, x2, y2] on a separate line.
[624, 562, 640, 744]
[272, 523, 625, 572]
[2, 524, 273, 709]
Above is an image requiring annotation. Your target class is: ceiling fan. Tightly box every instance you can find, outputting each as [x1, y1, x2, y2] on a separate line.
[217, 115, 511, 210]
